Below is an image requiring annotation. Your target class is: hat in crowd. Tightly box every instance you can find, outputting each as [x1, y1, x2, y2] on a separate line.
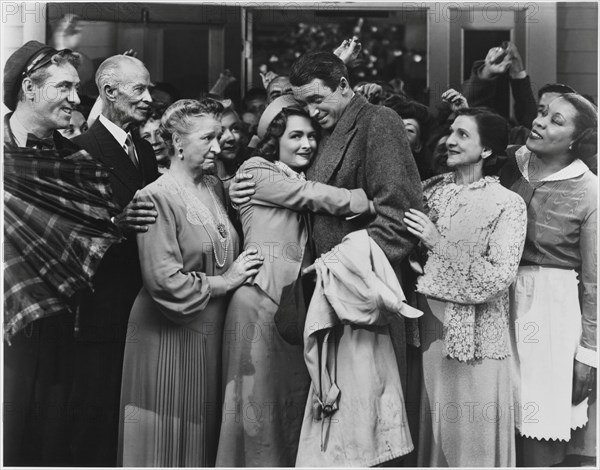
[4, 40, 58, 110]
[256, 94, 300, 139]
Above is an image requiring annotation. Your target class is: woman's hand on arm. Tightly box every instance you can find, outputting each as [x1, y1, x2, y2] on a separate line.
[403, 208, 440, 251]
[221, 248, 264, 291]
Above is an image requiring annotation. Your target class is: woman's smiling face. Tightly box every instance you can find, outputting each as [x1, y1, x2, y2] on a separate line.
[527, 97, 578, 157]
[278, 115, 318, 170]
[445, 115, 485, 168]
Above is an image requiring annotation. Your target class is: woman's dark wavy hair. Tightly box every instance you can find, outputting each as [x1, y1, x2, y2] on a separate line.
[454, 107, 509, 176]
[253, 107, 321, 163]
[558, 93, 598, 160]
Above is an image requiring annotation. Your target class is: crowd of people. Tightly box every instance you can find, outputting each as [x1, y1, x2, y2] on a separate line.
[2, 17, 597, 469]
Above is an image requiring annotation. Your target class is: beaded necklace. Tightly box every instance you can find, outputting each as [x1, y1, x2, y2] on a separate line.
[167, 172, 231, 268]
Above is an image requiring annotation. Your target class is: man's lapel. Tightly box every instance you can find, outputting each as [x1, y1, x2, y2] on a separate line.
[309, 94, 368, 184]
[89, 120, 143, 193]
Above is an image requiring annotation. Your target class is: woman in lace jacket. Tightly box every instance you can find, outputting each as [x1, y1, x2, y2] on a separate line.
[117, 99, 264, 467]
[216, 97, 375, 467]
[500, 93, 597, 467]
[404, 107, 527, 467]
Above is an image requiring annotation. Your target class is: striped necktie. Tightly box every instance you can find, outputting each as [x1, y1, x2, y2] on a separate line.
[125, 133, 139, 169]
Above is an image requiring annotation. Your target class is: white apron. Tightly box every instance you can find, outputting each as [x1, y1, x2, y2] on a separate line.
[510, 266, 589, 441]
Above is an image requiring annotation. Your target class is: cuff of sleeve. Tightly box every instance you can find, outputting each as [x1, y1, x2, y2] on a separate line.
[207, 275, 229, 297]
[510, 70, 528, 80]
[348, 188, 370, 215]
[576, 345, 598, 368]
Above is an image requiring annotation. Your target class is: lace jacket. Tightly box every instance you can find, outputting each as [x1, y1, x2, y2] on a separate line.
[416, 173, 527, 361]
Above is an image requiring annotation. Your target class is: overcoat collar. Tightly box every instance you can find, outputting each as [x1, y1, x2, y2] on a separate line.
[310, 93, 369, 184]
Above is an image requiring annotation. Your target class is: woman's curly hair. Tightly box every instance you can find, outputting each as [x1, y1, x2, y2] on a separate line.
[253, 107, 321, 162]
[159, 98, 224, 154]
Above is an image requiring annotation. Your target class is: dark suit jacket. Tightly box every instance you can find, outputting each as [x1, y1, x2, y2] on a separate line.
[72, 119, 159, 342]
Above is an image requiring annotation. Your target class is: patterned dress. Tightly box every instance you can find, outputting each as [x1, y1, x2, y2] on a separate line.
[416, 173, 527, 467]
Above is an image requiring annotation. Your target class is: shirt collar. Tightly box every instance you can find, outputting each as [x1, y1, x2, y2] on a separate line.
[515, 146, 589, 182]
[9, 113, 32, 148]
[99, 114, 129, 148]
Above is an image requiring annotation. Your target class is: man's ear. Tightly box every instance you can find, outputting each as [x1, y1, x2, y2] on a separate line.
[339, 77, 350, 94]
[21, 77, 35, 100]
[413, 140, 423, 153]
[481, 148, 492, 159]
[104, 84, 118, 102]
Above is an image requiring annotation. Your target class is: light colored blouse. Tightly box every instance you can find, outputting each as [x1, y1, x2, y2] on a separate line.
[416, 173, 527, 361]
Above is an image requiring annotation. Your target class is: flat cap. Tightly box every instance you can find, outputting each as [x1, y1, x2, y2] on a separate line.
[4, 40, 57, 110]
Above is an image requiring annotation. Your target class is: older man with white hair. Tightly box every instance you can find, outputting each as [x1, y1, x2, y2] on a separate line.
[69, 54, 160, 466]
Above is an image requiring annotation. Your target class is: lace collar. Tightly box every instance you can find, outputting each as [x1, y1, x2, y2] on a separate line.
[442, 171, 499, 189]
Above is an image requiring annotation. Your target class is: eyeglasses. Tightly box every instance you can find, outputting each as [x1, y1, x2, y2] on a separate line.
[22, 48, 73, 78]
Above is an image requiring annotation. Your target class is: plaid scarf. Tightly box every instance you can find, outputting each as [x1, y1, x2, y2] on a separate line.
[4, 146, 122, 340]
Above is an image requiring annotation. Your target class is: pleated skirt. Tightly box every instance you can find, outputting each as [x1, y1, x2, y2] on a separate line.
[118, 288, 225, 467]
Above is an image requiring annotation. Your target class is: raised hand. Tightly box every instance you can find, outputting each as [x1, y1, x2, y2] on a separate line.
[505, 42, 526, 78]
[356, 83, 383, 104]
[211, 69, 237, 96]
[259, 68, 279, 90]
[441, 88, 469, 112]
[480, 46, 512, 79]
[334, 36, 362, 64]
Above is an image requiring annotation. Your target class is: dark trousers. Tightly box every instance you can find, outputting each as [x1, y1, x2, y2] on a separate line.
[69, 339, 126, 466]
[3, 313, 75, 466]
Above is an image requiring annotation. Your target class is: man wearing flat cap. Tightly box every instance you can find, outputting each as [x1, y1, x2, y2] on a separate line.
[3, 40, 85, 466]
[69, 54, 159, 466]
[4, 40, 81, 151]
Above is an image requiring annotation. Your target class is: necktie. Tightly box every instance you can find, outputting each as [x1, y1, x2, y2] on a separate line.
[124, 134, 139, 169]
[26, 133, 55, 150]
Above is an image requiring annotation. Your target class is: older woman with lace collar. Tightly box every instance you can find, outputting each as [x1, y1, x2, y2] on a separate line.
[118, 99, 264, 467]
[404, 107, 527, 467]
